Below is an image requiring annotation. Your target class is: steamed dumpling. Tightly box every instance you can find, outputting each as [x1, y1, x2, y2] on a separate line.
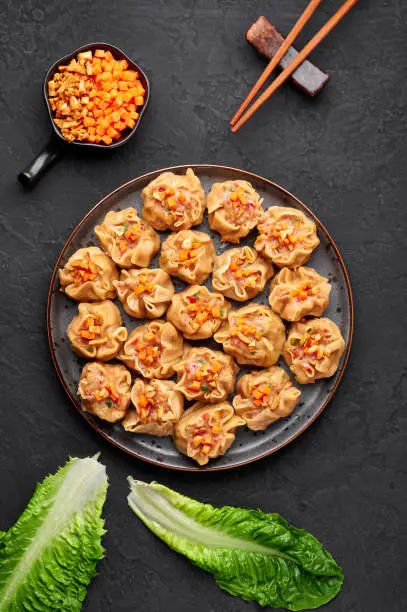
[123, 378, 184, 436]
[174, 346, 238, 404]
[166, 285, 230, 340]
[95, 207, 160, 268]
[118, 320, 183, 379]
[269, 266, 331, 321]
[142, 168, 206, 231]
[283, 317, 345, 384]
[159, 230, 216, 284]
[214, 303, 285, 367]
[212, 246, 273, 302]
[207, 180, 263, 243]
[233, 366, 301, 430]
[78, 362, 132, 422]
[173, 401, 244, 466]
[59, 246, 119, 301]
[67, 300, 127, 361]
[114, 268, 174, 319]
[255, 206, 319, 268]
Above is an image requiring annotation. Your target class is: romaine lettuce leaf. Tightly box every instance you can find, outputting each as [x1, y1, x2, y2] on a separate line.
[128, 479, 343, 611]
[0, 456, 108, 611]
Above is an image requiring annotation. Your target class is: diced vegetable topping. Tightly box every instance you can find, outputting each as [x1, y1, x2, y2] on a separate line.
[136, 384, 169, 424]
[188, 409, 223, 456]
[185, 293, 223, 330]
[72, 252, 98, 284]
[290, 281, 314, 301]
[186, 358, 223, 393]
[291, 328, 329, 362]
[132, 329, 160, 366]
[228, 249, 260, 287]
[177, 240, 202, 269]
[132, 273, 154, 296]
[118, 220, 144, 252]
[79, 315, 103, 345]
[251, 384, 279, 409]
[152, 185, 189, 217]
[48, 48, 145, 144]
[230, 316, 262, 352]
[93, 381, 119, 404]
[224, 184, 259, 223]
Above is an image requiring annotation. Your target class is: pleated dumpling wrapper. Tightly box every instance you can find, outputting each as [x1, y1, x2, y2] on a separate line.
[142, 168, 206, 231]
[174, 346, 238, 404]
[214, 303, 285, 368]
[114, 268, 174, 319]
[269, 266, 331, 321]
[283, 317, 346, 384]
[78, 362, 132, 422]
[233, 366, 301, 431]
[207, 180, 263, 243]
[166, 285, 231, 340]
[255, 206, 319, 268]
[123, 378, 184, 436]
[95, 207, 160, 268]
[67, 300, 127, 361]
[160, 230, 216, 284]
[173, 401, 245, 466]
[118, 320, 183, 379]
[212, 245, 273, 302]
[59, 246, 119, 301]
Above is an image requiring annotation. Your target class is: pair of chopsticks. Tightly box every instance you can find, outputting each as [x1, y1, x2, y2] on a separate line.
[230, 0, 359, 133]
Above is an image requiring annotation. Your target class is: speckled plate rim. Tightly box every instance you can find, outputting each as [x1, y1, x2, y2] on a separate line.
[47, 164, 354, 471]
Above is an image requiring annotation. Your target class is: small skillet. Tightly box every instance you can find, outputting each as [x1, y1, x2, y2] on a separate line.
[18, 42, 150, 188]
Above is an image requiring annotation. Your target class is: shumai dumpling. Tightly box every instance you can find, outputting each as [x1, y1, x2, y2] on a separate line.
[255, 206, 320, 268]
[95, 207, 160, 268]
[212, 246, 274, 302]
[166, 285, 230, 340]
[78, 362, 132, 422]
[214, 303, 285, 367]
[283, 317, 346, 384]
[233, 366, 301, 431]
[122, 378, 184, 436]
[269, 266, 331, 321]
[174, 346, 238, 403]
[59, 246, 119, 302]
[141, 168, 206, 231]
[114, 268, 174, 319]
[160, 230, 216, 284]
[118, 320, 183, 379]
[207, 180, 263, 243]
[173, 401, 245, 466]
[67, 300, 127, 361]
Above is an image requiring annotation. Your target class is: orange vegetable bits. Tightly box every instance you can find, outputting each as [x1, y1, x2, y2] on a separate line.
[48, 48, 146, 144]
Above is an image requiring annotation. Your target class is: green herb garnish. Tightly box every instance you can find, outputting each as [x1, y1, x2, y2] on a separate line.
[87, 347, 93, 353]
[106, 400, 113, 407]
[307, 328, 312, 333]
[201, 385, 208, 391]
[123, 222, 129, 232]
[291, 338, 300, 346]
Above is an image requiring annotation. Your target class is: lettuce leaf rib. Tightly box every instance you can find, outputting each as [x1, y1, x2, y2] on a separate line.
[0, 456, 108, 611]
[128, 479, 343, 611]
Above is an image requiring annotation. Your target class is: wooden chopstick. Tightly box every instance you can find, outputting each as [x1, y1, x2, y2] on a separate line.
[230, 0, 322, 127]
[232, 0, 359, 133]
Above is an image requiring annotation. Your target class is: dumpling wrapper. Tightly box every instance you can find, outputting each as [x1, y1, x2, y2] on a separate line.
[207, 180, 263, 243]
[118, 319, 184, 379]
[283, 317, 346, 384]
[255, 206, 319, 268]
[142, 168, 206, 231]
[59, 246, 119, 302]
[95, 207, 160, 268]
[160, 229, 216, 284]
[78, 361, 132, 422]
[212, 246, 273, 302]
[173, 401, 245, 466]
[114, 268, 174, 319]
[174, 346, 238, 403]
[67, 300, 127, 361]
[166, 285, 230, 340]
[233, 366, 301, 431]
[214, 303, 285, 367]
[123, 378, 184, 436]
[269, 266, 331, 321]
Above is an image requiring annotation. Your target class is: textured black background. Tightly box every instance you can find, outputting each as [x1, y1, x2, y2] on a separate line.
[1, 1, 406, 611]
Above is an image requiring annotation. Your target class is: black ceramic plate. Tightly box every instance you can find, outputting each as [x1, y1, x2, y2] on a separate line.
[47, 165, 353, 471]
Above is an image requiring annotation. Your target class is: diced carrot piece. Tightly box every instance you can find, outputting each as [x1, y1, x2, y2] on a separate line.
[94, 49, 105, 58]
[135, 96, 144, 106]
[122, 70, 137, 81]
[118, 81, 128, 91]
[106, 126, 119, 138]
[83, 116, 95, 127]
[102, 135, 113, 145]
[88, 135, 96, 143]
[110, 111, 121, 123]
[88, 126, 96, 135]
[96, 126, 105, 136]
[104, 50, 114, 62]
[93, 108, 103, 118]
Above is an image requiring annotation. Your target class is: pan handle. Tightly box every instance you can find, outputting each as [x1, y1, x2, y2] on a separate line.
[18, 139, 64, 188]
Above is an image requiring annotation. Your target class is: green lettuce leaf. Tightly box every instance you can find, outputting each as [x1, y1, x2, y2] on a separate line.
[128, 479, 343, 611]
[0, 456, 108, 611]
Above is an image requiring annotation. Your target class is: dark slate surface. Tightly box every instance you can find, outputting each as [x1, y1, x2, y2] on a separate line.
[0, 1, 406, 610]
